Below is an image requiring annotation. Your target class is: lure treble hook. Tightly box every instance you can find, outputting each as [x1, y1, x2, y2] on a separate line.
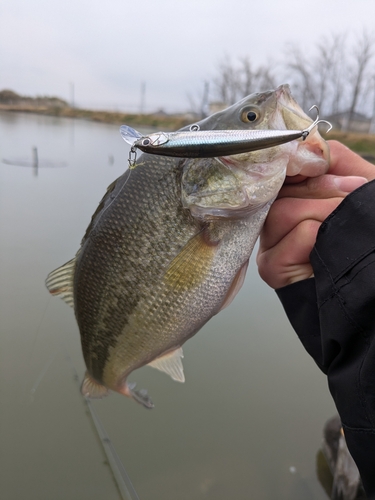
[301, 105, 333, 140]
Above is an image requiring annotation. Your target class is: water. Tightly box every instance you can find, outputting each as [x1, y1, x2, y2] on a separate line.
[0, 111, 336, 499]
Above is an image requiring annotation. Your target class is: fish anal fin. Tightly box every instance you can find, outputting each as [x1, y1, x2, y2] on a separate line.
[164, 229, 219, 291]
[81, 371, 110, 399]
[148, 347, 185, 383]
[219, 259, 249, 312]
[45, 257, 77, 307]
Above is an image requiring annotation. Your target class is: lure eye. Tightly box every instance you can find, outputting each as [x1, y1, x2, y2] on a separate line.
[240, 106, 261, 124]
[142, 138, 151, 146]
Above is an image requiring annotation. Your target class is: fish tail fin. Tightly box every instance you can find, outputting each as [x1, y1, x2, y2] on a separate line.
[122, 382, 154, 409]
[81, 371, 110, 399]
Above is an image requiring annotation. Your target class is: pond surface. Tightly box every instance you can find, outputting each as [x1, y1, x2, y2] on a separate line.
[0, 111, 336, 499]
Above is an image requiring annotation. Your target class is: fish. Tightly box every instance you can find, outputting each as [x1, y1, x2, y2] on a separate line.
[320, 415, 364, 500]
[46, 84, 330, 408]
[120, 108, 331, 159]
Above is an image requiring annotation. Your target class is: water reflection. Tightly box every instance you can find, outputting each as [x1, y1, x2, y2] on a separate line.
[317, 415, 366, 500]
[0, 110, 338, 499]
[2, 145, 67, 176]
[32, 146, 38, 174]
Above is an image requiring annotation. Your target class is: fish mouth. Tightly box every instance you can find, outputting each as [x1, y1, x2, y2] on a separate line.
[275, 83, 293, 100]
[275, 84, 330, 176]
[286, 133, 330, 177]
[277, 86, 312, 128]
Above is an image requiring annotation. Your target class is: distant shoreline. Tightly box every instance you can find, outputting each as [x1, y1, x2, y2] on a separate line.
[1, 102, 374, 162]
[0, 103, 193, 131]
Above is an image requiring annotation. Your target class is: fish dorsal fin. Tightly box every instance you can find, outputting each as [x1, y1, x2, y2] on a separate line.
[148, 347, 185, 383]
[219, 259, 249, 311]
[45, 257, 77, 307]
[164, 228, 219, 291]
[81, 371, 110, 399]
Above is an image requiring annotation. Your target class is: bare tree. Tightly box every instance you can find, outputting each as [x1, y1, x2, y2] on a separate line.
[213, 56, 241, 105]
[212, 56, 277, 105]
[370, 76, 375, 134]
[315, 35, 346, 114]
[186, 80, 210, 118]
[328, 36, 347, 115]
[238, 57, 276, 97]
[285, 31, 375, 130]
[190, 29, 375, 131]
[283, 44, 317, 110]
[284, 34, 347, 115]
[345, 30, 375, 130]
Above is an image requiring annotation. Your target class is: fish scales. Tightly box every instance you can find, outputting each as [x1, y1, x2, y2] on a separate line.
[46, 84, 330, 407]
[75, 155, 257, 381]
[74, 156, 196, 378]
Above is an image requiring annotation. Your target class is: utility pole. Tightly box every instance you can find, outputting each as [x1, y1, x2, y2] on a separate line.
[70, 82, 75, 108]
[140, 82, 146, 114]
[369, 76, 375, 135]
[200, 81, 209, 118]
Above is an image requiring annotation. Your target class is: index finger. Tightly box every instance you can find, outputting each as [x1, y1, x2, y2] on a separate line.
[328, 140, 375, 180]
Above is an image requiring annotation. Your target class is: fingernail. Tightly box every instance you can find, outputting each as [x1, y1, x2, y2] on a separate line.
[333, 176, 367, 193]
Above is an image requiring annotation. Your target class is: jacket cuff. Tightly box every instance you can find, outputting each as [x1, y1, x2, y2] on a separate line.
[276, 279, 325, 372]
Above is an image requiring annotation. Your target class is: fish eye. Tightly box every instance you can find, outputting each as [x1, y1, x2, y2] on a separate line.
[247, 111, 257, 122]
[142, 138, 151, 146]
[240, 106, 261, 124]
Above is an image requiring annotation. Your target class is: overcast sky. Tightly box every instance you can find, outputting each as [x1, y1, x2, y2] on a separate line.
[1, 0, 375, 113]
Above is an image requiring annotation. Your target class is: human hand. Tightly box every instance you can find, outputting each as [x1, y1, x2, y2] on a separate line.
[257, 141, 375, 289]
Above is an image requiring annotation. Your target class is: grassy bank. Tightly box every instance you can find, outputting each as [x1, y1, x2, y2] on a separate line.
[323, 131, 375, 162]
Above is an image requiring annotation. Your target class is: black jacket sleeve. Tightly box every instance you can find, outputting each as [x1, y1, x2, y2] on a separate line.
[276, 179, 375, 499]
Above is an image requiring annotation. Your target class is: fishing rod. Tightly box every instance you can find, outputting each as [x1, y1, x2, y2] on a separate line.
[64, 353, 141, 500]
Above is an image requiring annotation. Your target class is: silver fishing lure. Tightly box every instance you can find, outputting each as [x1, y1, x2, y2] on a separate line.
[120, 105, 331, 165]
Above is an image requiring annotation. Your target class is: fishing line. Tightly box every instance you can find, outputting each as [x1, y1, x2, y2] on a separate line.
[22, 295, 53, 404]
[63, 349, 141, 500]
[30, 295, 52, 355]
[24, 294, 140, 500]
[26, 162, 139, 498]
[29, 351, 57, 402]
[89, 167, 132, 234]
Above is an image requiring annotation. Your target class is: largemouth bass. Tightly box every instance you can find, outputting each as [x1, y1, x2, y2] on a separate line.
[46, 84, 329, 408]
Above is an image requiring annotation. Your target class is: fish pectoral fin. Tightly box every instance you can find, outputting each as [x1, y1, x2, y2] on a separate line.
[148, 347, 185, 383]
[218, 259, 249, 312]
[81, 371, 110, 399]
[45, 256, 77, 307]
[164, 228, 219, 291]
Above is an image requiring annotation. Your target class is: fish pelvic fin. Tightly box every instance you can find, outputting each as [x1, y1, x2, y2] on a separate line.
[81, 371, 110, 399]
[164, 228, 219, 291]
[148, 347, 185, 383]
[125, 383, 154, 409]
[45, 256, 77, 307]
